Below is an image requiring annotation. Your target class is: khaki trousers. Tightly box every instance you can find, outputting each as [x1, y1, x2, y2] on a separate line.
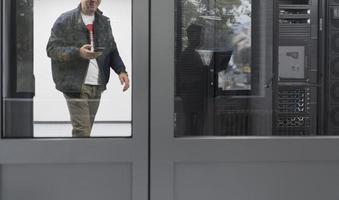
[64, 84, 103, 137]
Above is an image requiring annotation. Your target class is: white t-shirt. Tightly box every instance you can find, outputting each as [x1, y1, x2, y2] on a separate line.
[81, 13, 101, 85]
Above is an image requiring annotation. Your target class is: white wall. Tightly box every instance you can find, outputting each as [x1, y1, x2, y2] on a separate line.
[33, 0, 132, 122]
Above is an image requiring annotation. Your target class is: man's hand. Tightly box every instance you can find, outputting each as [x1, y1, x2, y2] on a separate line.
[79, 44, 101, 60]
[119, 72, 130, 92]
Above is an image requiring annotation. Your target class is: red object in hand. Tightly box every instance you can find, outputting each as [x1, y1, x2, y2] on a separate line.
[86, 24, 94, 51]
[86, 24, 95, 52]
[86, 24, 93, 32]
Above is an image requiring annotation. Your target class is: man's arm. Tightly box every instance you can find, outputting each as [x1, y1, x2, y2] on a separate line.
[46, 17, 80, 62]
[111, 48, 130, 91]
[106, 22, 129, 91]
[110, 48, 127, 74]
[105, 22, 126, 74]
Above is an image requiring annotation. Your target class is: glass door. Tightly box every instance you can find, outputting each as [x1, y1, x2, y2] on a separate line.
[174, 0, 273, 137]
[0, 0, 148, 199]
[3, 0, 134, 138]
[151, 0, 339, 200]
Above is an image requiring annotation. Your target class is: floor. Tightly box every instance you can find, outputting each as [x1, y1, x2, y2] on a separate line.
[34, 122, 132, 137]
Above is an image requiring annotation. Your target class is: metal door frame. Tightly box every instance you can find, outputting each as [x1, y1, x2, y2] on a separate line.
[0, 0, 149, 199]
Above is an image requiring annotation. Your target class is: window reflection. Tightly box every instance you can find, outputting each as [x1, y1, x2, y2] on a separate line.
[175, 0, 254, 136]
[176, 24, 207, 136]
[174, 0, 325, 137]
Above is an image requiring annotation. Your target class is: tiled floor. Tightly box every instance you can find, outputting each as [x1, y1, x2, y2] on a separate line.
[34, 122, 132, 137]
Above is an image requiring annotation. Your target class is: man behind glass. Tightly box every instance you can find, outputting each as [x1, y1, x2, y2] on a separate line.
[47, 0, 129, 137]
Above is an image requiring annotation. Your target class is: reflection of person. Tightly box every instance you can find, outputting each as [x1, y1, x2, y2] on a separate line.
[176, 24, 206, 136]
[47, 0, 129, 137]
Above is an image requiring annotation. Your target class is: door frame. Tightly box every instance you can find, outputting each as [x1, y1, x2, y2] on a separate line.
[0, 0, 149, 199]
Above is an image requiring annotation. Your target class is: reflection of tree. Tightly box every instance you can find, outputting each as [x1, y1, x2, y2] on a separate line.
[180, 0, 251, 51]
[180, 0, 208, 48]
[179, 0, 252, 91]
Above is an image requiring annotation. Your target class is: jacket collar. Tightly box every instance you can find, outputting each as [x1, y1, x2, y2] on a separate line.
[76, 4, 104, 32]
[77, 3, 103, 16]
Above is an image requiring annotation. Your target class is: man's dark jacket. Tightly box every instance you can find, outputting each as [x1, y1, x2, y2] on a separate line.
[46, 5, 126, 93]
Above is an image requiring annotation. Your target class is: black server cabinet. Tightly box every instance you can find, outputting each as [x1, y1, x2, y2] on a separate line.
[274, 0, 319, 135]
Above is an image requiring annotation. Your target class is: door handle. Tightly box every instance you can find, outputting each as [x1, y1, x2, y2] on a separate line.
[209, 68, 214, 86]
[264, 77, 273, 88]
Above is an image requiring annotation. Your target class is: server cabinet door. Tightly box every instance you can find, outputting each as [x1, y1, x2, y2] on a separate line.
[151, 0, 339, 200]
[0, 0, 148, 199]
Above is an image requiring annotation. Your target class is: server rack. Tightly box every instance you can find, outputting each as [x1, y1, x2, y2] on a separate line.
[273, 0, 319, 135]
[325, 0, 339, 135]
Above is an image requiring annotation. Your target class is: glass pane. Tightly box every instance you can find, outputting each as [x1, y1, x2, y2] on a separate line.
[175, 0, 256, 136]
[174, 0, 322, 137]
[2, 0, 132, 138]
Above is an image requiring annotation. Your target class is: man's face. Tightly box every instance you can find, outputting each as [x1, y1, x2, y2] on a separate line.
[81, 0, 101, 14]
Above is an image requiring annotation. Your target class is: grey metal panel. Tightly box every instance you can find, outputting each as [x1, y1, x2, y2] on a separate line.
[161, 137, 339, 162]
[2, 0, 10, 97]
[130, 0, 150, 187]
[150, 0, 175, 142]
[174, 162, 339, 200]
[130, 0, 149, 197]
[0, 0, 149, 199]
[249, 0, 274, 136]
[0, 139, 141, 163]
[1, 163, 132, 200]
[150, 0, 175, 197]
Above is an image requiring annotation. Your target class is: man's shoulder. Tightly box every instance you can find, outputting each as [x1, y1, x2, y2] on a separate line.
[97, 12, 111, 23]
[57, 8, 79, 21]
